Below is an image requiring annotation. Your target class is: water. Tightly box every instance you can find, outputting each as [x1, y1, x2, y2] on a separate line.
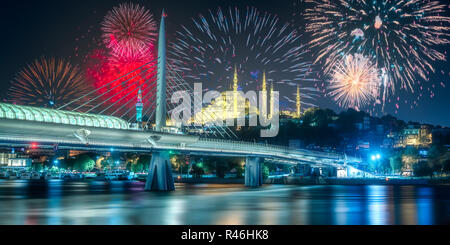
[0, 180, 449, 225]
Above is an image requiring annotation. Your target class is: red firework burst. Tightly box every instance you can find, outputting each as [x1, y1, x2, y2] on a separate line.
[85, 49, 157, 118]
[101, 3, 157, 61]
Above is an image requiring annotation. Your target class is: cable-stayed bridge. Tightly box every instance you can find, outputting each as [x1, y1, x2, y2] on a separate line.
[0, 11, 361, 191]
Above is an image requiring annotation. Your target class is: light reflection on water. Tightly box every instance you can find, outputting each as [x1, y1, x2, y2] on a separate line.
[0, 179, 448, 225]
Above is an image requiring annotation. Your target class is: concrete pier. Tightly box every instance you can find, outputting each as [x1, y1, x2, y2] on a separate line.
[145, 151, 175, 191]
[245, 157, 263, 187]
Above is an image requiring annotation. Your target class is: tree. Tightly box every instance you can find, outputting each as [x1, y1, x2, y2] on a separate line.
[60, 158, 75, 170]
[99, 157, 114, 170]
[389, 152, 403, 174]
[443, 159, 450, 174]
[413, 161, 433, 177]
[403, 147, 419, 157]
[262, 165, 270, 179]
[216, 161, 228, 178]
[236, 165, 245, 178]
[377, 158, 391, 175]
[128, 155, 150, 173]
[191, 164, 204, 179]
[31, 162, 43, 172]
[73, 155, 95, 172]
[427, 145, 445, 175]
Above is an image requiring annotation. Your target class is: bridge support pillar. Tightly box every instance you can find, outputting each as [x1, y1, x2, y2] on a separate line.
[245, 157, 263, 188]
[145, 151, 175, 191]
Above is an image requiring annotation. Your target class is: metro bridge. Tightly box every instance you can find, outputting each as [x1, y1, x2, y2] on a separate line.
[0, 11, 360, 191]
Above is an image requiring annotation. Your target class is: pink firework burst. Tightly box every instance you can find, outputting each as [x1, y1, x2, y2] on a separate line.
[101, 3, 157, 61]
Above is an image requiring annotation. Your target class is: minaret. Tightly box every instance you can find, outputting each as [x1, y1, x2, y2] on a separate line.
[155, 10, 167, 131]
[262, 72, 267, 92]
[233, 66, 238, 118]
[262, 71, 267, 117]
[296, 85, 301, 118]
[136, 88, 143, 125]
[270, 82, 274, 119]
[222, 93, 227, 121]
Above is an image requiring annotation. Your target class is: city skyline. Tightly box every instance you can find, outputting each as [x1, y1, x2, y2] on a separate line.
[0, 0, 449, 230]
[0, 0, 449, 127]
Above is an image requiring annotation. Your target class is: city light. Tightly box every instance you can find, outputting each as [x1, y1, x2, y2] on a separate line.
[371, 153, 382, 161]
[0, 0, 449, 228]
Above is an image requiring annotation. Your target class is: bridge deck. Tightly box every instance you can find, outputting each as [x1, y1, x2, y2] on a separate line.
[0, 118, 359, 166]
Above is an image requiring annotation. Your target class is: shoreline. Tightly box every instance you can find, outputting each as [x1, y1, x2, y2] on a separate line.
[1, 177, 449, 186]
[176, 176, 450, 186]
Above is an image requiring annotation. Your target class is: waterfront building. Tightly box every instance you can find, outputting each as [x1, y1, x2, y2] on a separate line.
[191, 67, 260, 125]
[432, 127, 450, 145]
[0, 153, 17, 166]
[395, 124, 433, 148]
[7, 158, 32, 168]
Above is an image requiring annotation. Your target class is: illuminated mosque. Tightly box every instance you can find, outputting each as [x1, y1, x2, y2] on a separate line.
[191, 67, 302, 126]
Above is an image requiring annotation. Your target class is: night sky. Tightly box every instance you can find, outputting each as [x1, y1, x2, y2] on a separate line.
[1, 0, 449, 126]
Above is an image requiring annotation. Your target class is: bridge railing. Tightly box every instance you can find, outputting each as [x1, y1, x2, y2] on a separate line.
[196, 138, 342, 160]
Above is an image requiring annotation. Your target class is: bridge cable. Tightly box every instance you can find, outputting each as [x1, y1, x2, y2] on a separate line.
[165, 70, 226, 138]
[73, 61, 159, 112]
[100, 74, 157, 116]
[165, 76, 221, 138]
[166, 67, 230, 137]
[166, 65, 237, 139]
[111, 81, 157, 118]
[166, 68, 230, 138]
[121, 85, 157, 120]
[57, 59, 158, 111]
[86, 69, 158, 114]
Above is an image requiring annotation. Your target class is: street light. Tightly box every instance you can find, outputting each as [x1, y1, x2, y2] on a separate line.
[371, 153, 382, 161]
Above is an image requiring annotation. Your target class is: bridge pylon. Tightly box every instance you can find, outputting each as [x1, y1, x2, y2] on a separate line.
[245, 157, 263, 187]
[145, 151, 175, 191]
[155, 10, 167, 132]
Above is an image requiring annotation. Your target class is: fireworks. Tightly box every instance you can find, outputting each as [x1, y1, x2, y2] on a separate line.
[169, 7, 318, 110]
[85, 49, 157, 116]
[7, 57, 92, 109]
[82, 3, 158, 117]
[328, 54, 381, 110]
[102, 3, 157, 61]
[304, 0, 450, 104]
